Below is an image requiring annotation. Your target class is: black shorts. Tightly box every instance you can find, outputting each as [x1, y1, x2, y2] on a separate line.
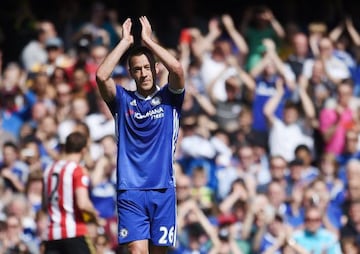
[44, 235, 95, 254]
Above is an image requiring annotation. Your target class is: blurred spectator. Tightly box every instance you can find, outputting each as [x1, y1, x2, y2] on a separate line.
[266, 181, 287, 216]
[53, 82, 73, 123]
[219, 178, 249, 215]
[294, 144, 319, 182]
[20, 21, 57, 72]
[210, 75, 245, 135]
[305, 59, 336, 115]
[290, 206, 342, 254]
[50, 66, 70, 87]
[175, 196, 219, 254]
[71, 67, 99, 113]
[257, 155, 288, 194]
[173, 174, 213, 253]
[0, 114, 17, 157]
[0, 141, 29, 193]
[285, 158, 310, 196]
[34, 115, 60, 164]
[208, 52, 255, 133]
[340, 199, 360, 249]
[72, 2, 120, 48]
[90, 44, 109, 66]
[40, 37, 73, 76]
[30, 72, 57, 107]
[345, 159, 360, 202]
[33, 210, 47, 253]
[240, 5, 285, 71]
[337, 129, 360, 168]
[208, 220, 244, 254]
[217, 143, 257, 201]
[284, 185, 305, 230]
[319, 79, 359, 155]
[250, 38, 295, 135]
[285, 32, 312, 80]
[317, 152, 346, 210]
[307, 22, 328, 57]
[303, 37, 351, 85]
[5, 194, 38, 253]
[246, 131, 271, 185]
[264, 75, 314, 162]
[0, 63, 36, 138]
[340, 236, 360, 254]
[57, 96, 91, 145]
[24, 170, 43, 215]
[19, 137, 44, 173]
[329, 17, 359, 78]
[309, 178, 342, 233]
[190, 165, 215, 215]
[252, 212, 295, 254]
[181, 83, 216, 125]
[3, 214, 32, 254]
[193, 14, 248, 103]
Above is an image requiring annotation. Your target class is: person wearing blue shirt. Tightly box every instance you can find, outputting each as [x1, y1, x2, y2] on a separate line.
[96, 16, 185, 254]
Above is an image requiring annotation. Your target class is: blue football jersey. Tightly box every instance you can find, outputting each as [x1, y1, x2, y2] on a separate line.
[109, 84, 184, 190]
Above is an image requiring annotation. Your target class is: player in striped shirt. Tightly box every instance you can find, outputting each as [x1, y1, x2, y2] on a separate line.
[42, 132, 98, 254]
[96, 16, 185, 254]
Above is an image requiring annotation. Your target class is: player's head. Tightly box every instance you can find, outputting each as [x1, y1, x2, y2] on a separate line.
[127, 46, 157, 96]
[64, 131, 88, 154]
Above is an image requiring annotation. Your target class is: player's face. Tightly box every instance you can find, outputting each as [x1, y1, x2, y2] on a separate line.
[129, 54, 156, 96]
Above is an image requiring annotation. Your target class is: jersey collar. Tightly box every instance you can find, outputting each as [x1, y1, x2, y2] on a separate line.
[135, 85, 160, 100]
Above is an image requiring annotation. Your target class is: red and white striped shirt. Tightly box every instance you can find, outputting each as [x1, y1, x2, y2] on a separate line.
[43, 160, 90, 240]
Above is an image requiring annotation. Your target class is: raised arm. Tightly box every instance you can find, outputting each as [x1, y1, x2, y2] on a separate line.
[139, 16, 185, 91]
[298, 75, 316, 123]
[222, 14, 249, 55]
[263, 78, 285, 127]
[345, 16, 360, 46]
[265, 9, 285, 39]
[328, 21, 344, 43]
[226, 55, 255, 92]
[96, 18, 134, 102]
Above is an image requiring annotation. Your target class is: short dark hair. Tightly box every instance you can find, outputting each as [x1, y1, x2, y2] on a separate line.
[128, 46, 157, 78]
[294, 144, 311, 155]
[284, 100, 298, 110]
[3, 141, 18, 151]
[64, 132, 87, 154]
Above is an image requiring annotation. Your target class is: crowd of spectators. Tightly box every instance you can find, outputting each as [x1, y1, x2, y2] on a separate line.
[1, 1, 360, 254]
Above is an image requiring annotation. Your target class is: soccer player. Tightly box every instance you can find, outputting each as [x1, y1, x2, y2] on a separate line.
[42, 132, 98, 254]
[96, 16, 185, 254]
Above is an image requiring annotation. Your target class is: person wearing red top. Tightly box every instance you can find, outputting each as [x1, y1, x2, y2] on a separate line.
[43, 131, 98, 254]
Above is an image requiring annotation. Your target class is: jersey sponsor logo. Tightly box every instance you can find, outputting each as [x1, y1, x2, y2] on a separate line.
[130, 99, 137, 106]
[150, 96, 161, 106]
[81, 176, 90, 186]
[256, 81, 277, 96]
[134, 107, 164, 120]
[120, 228, 128, 238]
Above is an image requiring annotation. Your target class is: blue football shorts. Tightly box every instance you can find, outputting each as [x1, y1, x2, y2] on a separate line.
[117, 188, 177, 246]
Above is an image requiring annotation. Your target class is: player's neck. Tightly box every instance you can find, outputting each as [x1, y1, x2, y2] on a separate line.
[64, 153, 82, 163]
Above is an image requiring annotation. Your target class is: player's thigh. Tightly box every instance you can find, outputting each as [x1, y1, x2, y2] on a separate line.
[117, 190, 150, 244]
[149, 188, 177, 247]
